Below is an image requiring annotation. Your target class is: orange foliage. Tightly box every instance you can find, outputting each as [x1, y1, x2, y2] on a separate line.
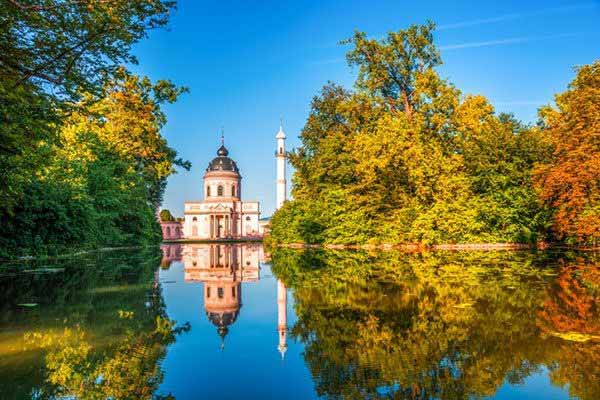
[534, 61, 600, 244]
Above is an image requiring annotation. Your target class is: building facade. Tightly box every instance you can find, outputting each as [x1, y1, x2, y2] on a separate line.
[182, 143, 260, 239]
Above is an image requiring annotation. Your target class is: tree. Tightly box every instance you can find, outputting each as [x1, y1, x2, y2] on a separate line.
[534, 61, 600, 245]
[271, 22, 550, 246]
[1, 0, 175, 98]
[1, 0, 177, 213]
[345, 21, 441, 117]
[0, 70, 189, 258]
[160, 209, 175, 222]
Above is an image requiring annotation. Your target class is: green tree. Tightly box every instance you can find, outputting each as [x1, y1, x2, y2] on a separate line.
[1, 0, 177, 214]
[270, 22, 556, 246]
[0, 70, 189, 258]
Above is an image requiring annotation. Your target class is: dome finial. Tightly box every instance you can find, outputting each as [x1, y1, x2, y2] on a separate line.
[216, 127, 229, 157]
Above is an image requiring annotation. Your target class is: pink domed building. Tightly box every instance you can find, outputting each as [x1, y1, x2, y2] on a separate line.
[182, 141, 261, 239]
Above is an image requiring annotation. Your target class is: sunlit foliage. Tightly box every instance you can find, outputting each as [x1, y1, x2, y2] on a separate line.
[0, 1, 188, 258]
[271, 22, 599, 246]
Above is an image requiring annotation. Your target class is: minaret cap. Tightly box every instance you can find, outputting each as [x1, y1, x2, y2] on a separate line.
[276, 120, 286, 139]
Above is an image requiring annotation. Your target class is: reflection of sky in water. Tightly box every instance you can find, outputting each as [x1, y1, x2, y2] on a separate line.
[158, 257, 314, 399]
[489, 368, 570, 400]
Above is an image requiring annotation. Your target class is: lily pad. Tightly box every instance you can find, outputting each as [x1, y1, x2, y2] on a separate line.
[17, 303, 38, 308]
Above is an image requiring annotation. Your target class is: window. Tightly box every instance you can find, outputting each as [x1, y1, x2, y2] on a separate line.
[231, 185, 236, 197]
[217, 287, 224, 299]
[166, 227, 171, 236]
[279, 147, 283, 154]
[207, 287, 211, 298]
[246, 216, 251, 221]
[207, 186, 211, 197]
[232, 287, 236, 298]
[192, 216, 197, 222]
[217, 185, 223, 196]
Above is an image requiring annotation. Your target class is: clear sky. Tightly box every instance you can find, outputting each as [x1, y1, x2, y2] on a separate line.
[129, 0, 600, 218]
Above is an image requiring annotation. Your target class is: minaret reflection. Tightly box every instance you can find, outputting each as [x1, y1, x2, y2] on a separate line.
[183, 243, 261, 348]
[277, 279, 288, 360]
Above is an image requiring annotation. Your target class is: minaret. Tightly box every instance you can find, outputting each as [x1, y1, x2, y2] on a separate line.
[276, 122, 286, 210]
[277, 279, 288, 359]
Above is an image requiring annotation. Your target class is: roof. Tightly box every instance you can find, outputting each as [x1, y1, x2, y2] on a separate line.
[206, 145, 240, 173]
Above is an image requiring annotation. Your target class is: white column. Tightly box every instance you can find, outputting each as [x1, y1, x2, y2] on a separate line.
[276, 124, 286, 210]
[277, 279, 287, 359]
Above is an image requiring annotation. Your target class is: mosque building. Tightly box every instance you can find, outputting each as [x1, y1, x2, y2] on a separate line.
[181, 135, 261, 239]
[160, 124, 287, 241]
[158, 123, 290, 357]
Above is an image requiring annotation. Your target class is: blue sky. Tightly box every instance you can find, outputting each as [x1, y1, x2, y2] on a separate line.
[130, 0, 600, 217]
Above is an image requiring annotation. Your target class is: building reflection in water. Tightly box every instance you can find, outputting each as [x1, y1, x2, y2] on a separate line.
[161, 243, 287, 355]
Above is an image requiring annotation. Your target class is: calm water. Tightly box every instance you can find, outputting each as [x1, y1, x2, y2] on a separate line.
[0, 244, 598, 399]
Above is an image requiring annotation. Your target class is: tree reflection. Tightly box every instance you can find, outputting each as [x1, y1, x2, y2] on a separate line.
[271, 249, 599, 399]
[538, 262, 600, 400]
[0, 248, 188, 399]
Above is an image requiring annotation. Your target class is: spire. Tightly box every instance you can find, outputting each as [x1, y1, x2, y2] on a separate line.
[220, 127, 225, 146]
[276, 119, 286, 139]
[218, 325, 228, 351]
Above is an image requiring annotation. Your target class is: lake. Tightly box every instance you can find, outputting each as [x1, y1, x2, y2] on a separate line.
[0, 244, 598, 399]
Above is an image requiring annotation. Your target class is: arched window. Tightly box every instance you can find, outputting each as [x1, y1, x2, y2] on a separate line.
[231, 185, 236, 197]
[245, 216, 251, 221]
[207, 186, 211, 197]
[217, 288, 224, 299]
[192, 216, 197, 222]
[279, 147, 283, 154]
[207, 287, 211, 298]
[217, 185, 223, 196]
[166, 227, 171, 236]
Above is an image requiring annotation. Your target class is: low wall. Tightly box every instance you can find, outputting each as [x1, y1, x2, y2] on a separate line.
[160, 221, 183, 240]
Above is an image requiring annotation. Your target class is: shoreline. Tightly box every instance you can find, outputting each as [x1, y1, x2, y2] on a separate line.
[162, 237, 264, 244]
[0, 245, 148, 264]
[270, 242, 600, 252]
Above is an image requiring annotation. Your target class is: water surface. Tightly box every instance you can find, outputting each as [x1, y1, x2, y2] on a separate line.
[0, 244, 598, 399]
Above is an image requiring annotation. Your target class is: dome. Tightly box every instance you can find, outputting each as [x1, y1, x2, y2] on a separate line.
[206, 145, 239, 173]
[207, 310, 239, 328]
[206, 310, 239, 341]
